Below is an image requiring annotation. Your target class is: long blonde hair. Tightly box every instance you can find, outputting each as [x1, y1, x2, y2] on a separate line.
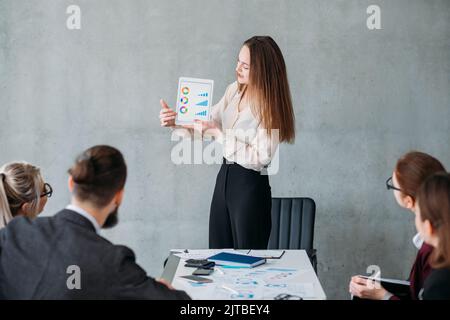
[0, 162, 45, 228]
[239, 36, 296, 143]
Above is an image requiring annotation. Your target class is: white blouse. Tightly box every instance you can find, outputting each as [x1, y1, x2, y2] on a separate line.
[173, 81, 279, 172]
[211, 82, 279, 172]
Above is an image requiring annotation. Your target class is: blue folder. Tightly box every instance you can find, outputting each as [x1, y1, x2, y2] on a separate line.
[207, 252, 266, 268]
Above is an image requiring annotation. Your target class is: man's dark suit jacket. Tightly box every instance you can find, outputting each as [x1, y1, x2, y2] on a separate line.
[0, 209, 190, 300]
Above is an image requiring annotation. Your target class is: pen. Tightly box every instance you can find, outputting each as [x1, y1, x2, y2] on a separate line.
[221, 285, 239, 295]
[215, 267, 224, 275]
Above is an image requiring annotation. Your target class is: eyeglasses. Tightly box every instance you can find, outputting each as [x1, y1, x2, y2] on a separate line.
[386, 176, 402, 193]
[274, 293, 303, 300]
[41, 183, 53, 198]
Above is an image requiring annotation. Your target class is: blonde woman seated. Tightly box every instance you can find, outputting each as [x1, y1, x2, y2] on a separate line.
[0, 162, 51, 228]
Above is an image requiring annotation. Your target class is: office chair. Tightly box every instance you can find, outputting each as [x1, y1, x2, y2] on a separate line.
[163, 197, 318, 272]
[268, 197, 317, 273]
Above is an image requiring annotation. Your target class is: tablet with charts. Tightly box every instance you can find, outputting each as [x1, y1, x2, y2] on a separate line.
[175, 77, 214, 125]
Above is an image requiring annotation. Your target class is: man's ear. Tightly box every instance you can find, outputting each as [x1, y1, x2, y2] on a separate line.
[68, 175, 74, 192]
[114, 188, 125, 206]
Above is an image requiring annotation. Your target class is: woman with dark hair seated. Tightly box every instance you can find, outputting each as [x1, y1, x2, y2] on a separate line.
[349, 151, 445, 300]
[416, 172, 450, 300]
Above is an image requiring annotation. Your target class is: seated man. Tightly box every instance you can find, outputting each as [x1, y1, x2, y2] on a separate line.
[0, 145, 190, 300]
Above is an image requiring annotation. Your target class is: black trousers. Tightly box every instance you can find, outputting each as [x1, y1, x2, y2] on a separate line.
[209, 159, 272, 249]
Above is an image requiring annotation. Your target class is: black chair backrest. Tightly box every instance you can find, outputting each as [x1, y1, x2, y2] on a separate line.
[268, 197, 316, 250]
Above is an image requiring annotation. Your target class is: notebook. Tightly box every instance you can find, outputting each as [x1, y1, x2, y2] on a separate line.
[207, 252, 266, 268]
[356, 276, 411, 299]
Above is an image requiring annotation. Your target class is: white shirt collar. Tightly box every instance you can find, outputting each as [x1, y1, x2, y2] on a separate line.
[66, 204, 101, 234]
[413, 232, 424, 250]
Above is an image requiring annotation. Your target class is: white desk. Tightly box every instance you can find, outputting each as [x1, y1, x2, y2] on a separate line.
[163, 249, 326, 300]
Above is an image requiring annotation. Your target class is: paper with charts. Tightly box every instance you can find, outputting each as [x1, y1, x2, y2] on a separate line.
[177, 266, 315, 300]
[175, 77, 214, 125]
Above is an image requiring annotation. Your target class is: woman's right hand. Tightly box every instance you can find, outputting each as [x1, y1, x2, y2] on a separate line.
[159, 99, 177, 127]
[349, 276, 389, 300]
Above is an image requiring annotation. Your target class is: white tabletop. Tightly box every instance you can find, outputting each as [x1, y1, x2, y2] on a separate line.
[166, 249, 326, 300]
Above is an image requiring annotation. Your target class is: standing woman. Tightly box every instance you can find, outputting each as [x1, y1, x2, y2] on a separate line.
[159, 36, 295, 249]
[0, 162, 51, 228]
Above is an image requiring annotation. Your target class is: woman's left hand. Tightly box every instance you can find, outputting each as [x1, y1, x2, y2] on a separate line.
[349, 276, 389, 300]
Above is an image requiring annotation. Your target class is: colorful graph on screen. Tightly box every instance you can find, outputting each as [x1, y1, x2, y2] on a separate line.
[176, 77, 214, 125]
[179, 106, 188, 114]
[195, 110, 208, 116]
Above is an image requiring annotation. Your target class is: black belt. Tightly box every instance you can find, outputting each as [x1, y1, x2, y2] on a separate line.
[222, 158, 270, 170]
[222, 158, 235, 165]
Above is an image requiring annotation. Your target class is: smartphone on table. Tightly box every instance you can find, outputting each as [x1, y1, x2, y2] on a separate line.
[192, 268, 214, 276]
[180, 275, 213, 283]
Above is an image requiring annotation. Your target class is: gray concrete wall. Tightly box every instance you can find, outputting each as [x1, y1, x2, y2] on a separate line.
[1, 0, 449, 299]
